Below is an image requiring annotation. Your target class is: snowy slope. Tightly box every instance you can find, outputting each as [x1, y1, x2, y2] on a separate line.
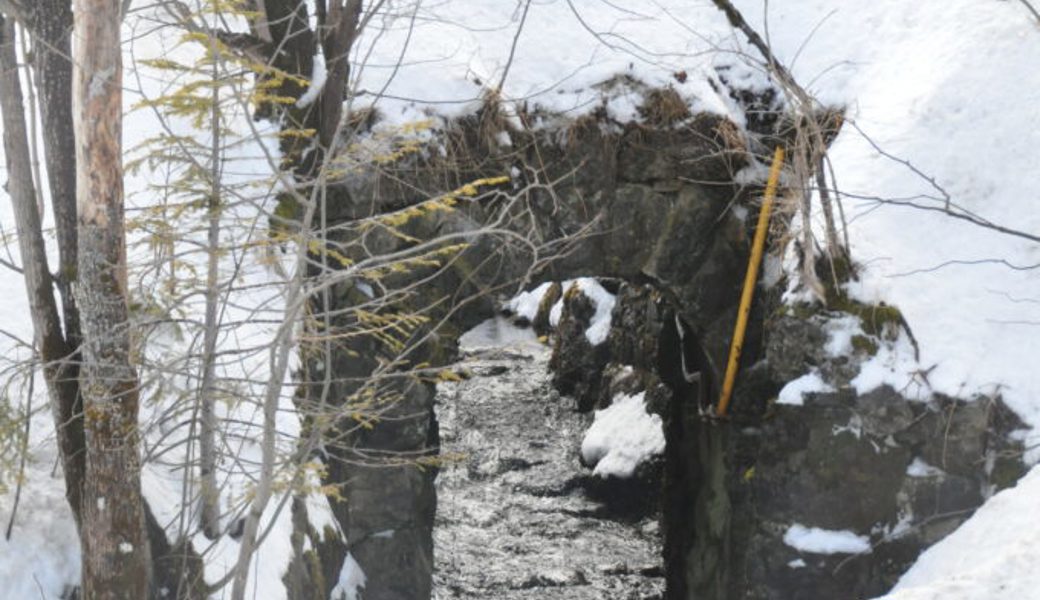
[740, 0, 1040, 455]
[876, 464, 1040, 600]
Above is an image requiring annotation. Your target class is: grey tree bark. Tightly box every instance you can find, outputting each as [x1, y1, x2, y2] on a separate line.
[72, 0, 152, 597]
[197, 25, 223, 542]
[0, 2, 87, 532]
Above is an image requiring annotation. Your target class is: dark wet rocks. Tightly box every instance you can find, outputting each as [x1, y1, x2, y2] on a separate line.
[549, 285, 611, 412]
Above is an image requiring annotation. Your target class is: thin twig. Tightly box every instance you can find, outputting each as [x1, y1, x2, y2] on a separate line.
[497, 0, 532, 92]
[850, 121, 1040, 244]
[1016, 0, 1040, 26]
[5, 359, 34, 540]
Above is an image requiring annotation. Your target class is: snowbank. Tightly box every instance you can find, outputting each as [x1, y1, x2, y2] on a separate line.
[875, 465, 1040, 600]
[738, 0, 1040, 458]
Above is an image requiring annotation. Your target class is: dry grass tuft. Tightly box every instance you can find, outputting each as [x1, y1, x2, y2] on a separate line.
[638, 87, 691, 126]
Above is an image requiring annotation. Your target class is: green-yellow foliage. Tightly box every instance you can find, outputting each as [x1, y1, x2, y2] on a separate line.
[0, 398, 27, 496]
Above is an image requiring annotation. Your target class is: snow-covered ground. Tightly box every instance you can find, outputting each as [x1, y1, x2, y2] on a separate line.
[1, 0, 1039, 597]
[877, 465, 1040, 600]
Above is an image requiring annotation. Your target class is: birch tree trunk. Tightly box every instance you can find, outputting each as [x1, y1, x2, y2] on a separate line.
[73, 0, 152, 596]
[198, 38, 222, 540]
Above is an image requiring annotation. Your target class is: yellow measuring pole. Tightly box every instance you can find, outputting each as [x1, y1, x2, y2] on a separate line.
[716, 146, 785, 417]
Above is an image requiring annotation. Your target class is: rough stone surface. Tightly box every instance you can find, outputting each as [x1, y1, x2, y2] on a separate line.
[549, 285, 611, 412]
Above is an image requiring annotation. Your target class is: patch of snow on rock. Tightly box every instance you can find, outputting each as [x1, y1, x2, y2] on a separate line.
[906, 458, 944, 478]
[331, 552, 366, 600]
[505, 281, 555, 323]
[777, 370, 834, 406]
[546, 278, 616, 345]
[581, 392, 664, 478]
[783, 524, 870, 555]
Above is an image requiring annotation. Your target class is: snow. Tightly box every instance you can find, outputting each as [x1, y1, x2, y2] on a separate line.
[330, 552, 366, 600]
[577, 280, 618, 346]
[777, 370, 834, 406]
[581, 393, 665, 479]
[504, 281, 555, 323]
[783, 524, 871, 555]
[735, 0, 1040, 459]
[506, 278, 616, 345]
[295, 53, 328, 108]
[905, 458, 944, 479]
[823, 316, 862, 357]
[550, 279, 616, 345]
[875, 465, 1040, 600]
[0, 411, 81, 600]
[350, 2, 742, 129]
[851, 332, 931, 401]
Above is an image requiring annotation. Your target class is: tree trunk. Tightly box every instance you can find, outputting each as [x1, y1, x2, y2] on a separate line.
[0, 15, 86, 531]
[29, 0, 88, 531]
[198, 38, 222, 540]
[73, 0, 151, 597]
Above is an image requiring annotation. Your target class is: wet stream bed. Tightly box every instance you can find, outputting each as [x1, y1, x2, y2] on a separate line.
[432, 319, 665, 599]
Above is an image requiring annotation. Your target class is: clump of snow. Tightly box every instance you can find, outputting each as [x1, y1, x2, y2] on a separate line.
[331, 552, 366, 600]
[777, 370, 834, 406]
[506, 278, 616, 346]
[580, 280, 617, 346]
[783, 524, 871, 555]
[905, 458, 944, 479]
[823, 315, 864, 357]
[875, 465, 1040, 600]
[295, 53, 327, 108]
[547, 279, 616, 345]
[851, 333, 930, 402]
[504, 281, 555, 323]
[581, 393, 665, 478]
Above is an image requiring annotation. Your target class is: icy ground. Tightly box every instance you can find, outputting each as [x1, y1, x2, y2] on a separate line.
[434, 319, 664, 599]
